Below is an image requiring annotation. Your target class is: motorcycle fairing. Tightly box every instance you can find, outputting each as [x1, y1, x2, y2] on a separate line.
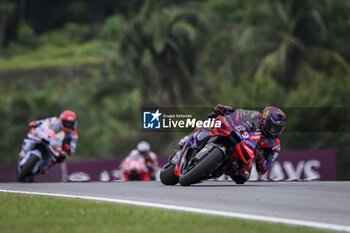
[18, 148, 54, 175]
[173, 111, 262, 178]
[18, 126, 67, 176]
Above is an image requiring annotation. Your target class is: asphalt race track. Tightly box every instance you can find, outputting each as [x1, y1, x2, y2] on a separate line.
[1, 181, 350, 231]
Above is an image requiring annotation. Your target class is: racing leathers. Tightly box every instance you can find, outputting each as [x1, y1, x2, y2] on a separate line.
[19, 117, 78, 165]
[178, 106, 281, 184]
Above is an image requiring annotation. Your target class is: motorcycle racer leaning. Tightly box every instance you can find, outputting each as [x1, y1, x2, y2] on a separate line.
[178, 104, 286, 184]
[19, 110, 78, 168]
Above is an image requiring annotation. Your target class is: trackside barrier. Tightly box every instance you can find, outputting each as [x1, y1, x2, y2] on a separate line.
[0, 149, 336, 182]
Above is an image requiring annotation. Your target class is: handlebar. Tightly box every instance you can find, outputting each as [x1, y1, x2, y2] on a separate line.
[209, 107, 235, 118]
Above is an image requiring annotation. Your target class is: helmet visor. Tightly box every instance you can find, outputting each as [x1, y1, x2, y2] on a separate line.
[62, 120, 75, 130]
[264, 120, 285, 137]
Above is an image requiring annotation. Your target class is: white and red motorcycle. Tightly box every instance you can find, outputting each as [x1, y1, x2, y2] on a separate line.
[120, 155, 151, 181]
[17, 125, 67, 182]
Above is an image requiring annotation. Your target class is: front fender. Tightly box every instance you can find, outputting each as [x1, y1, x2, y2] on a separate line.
[18, 150, 44, 174]
[194, 143, 226, 161]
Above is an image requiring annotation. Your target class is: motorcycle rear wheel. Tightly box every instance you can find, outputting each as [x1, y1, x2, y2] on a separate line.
[17, 155, 39, 182]
[160, 163, 179, 185]
[179, 147, 224, 186]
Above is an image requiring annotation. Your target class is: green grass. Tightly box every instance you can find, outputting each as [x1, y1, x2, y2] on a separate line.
[0, 192, 333, 233]
[0, 41, 112, 74]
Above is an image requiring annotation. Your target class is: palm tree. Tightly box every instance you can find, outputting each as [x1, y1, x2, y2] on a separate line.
[120, 0, 208, 107]
[236, 0, 350, 88]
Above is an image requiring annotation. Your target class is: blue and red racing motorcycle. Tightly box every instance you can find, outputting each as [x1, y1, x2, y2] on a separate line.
[160, 110, 261, 186]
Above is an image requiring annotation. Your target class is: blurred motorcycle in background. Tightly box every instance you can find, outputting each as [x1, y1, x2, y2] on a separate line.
[119, 154, 151, 181]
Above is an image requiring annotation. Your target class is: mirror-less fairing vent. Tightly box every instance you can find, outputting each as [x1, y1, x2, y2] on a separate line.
[241, 146, 253, 162]
[228, 131, 241, 145]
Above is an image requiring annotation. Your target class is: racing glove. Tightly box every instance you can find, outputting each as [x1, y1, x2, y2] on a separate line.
[213, 104, 235, 115]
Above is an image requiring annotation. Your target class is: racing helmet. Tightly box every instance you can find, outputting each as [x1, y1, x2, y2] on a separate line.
[137, 141, 150, 155]
[59, 110, 77, 132]
[261, 106, 286, 138]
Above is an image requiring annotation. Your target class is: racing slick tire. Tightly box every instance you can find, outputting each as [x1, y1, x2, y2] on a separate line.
[17, 155, 39, 182]
[160, 163, 179, 185]
[179, 147, 224, 186]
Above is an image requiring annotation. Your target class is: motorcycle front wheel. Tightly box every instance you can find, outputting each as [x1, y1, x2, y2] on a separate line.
[179, 147, 224, 186]
[160, 163, 179, 185]
[17, 155, 39, 182]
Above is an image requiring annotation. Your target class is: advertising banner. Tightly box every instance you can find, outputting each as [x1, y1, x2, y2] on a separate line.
[0, 149, 336, 182]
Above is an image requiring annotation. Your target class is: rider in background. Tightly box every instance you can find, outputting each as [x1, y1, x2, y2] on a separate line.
[179, 104, 286, 184]
[19, 110, 78, 166]
[120, 141, 159, 180]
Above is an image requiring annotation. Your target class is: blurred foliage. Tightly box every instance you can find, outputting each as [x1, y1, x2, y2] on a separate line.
[0, 0, 349, 178]
[99, 15, 125, 41]
[16, 22, 38, 48]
